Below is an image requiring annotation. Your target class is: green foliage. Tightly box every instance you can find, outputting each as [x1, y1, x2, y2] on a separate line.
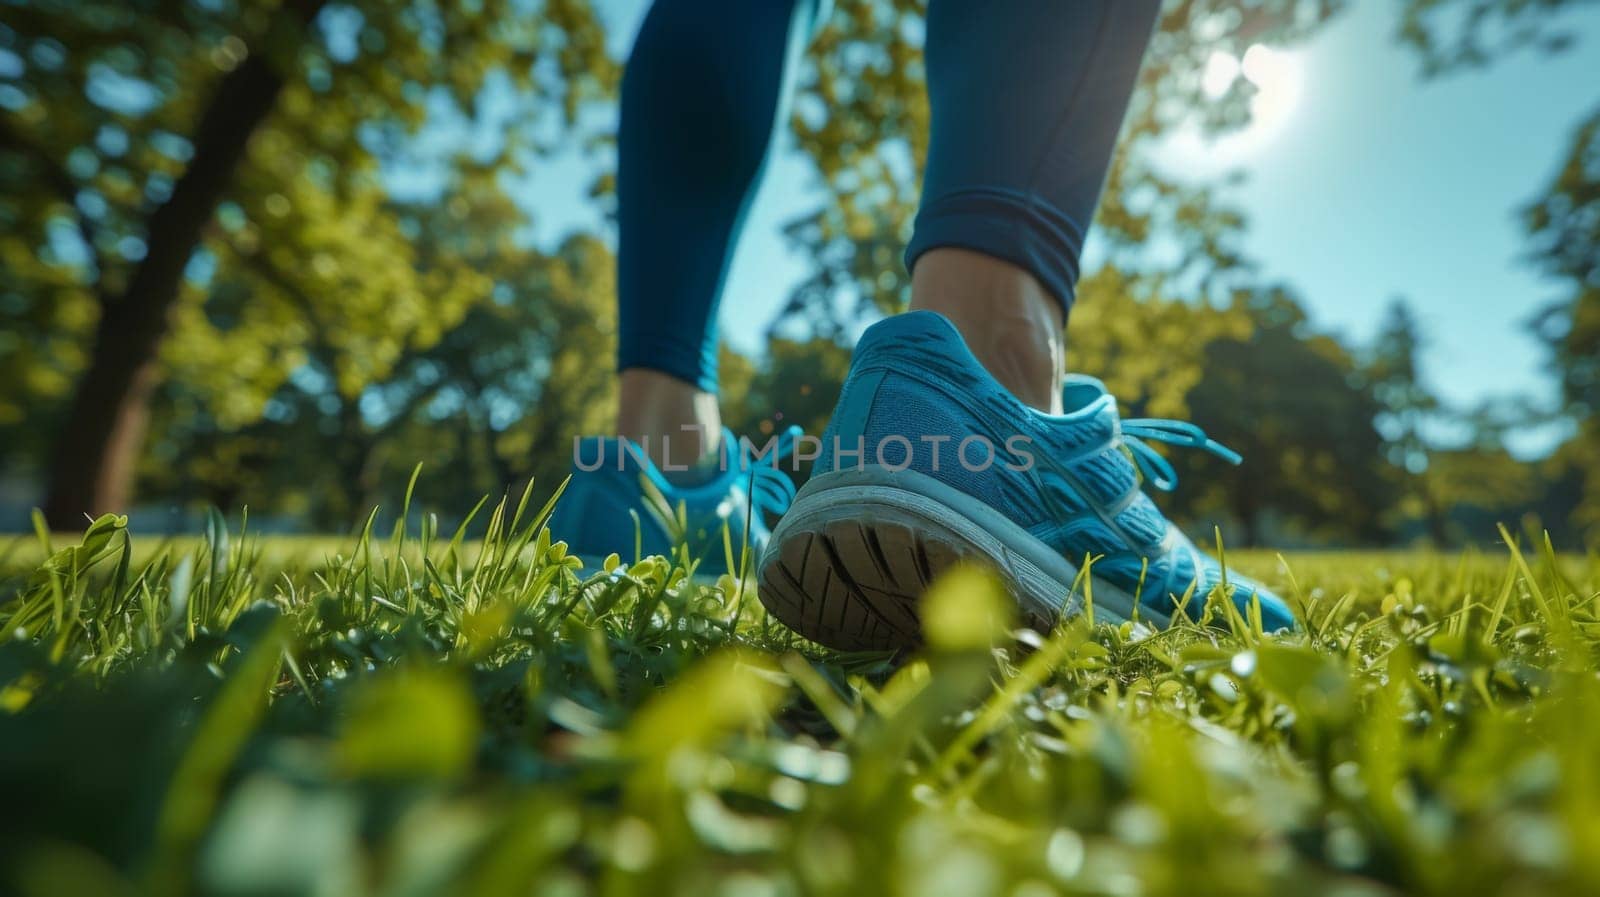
[1180, 289, 1391, 544]
[1369, 299, 1439, 470]
[1396, 0, 1600, 543]
[1397, 0, 1598, 74]
[779, 0, 1350, 330]
[722, 336, 855, 463]
[1528, 105, 1600, 422]
[4, 505, 1600, 895]
[1057, 279, 1390, 545]
[0, 0, 617, 515]
[139, 229, 619, 528]
[1525, 104, 1600, 541]
[1369, 298, 1451, 543]
[1068, 266, 1252, 420]
[2, 0, 1594, 543]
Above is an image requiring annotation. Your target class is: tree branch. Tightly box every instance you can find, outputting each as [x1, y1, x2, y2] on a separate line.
[0, 114, 106, 284]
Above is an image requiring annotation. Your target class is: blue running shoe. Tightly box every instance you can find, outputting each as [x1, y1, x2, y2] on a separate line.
[550, 427, 801, 578]
[757, 311, 1294, 650]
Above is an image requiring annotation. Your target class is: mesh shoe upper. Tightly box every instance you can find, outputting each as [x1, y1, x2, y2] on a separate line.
[816, 310, 1294, 630]
[548, 427, 797, 577]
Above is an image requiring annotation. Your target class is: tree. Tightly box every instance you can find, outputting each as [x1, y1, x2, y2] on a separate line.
[1527, 108, 1600, 422]
[721, 336, 854, 483]
[1064, 277, 1391, 546]
[1416, 444, 1541, 546]
[11, 0, 1593, 536]
[1177, 289, 1391, 545]
[1367, 298, 1451, 544]
[1397, 0, 1599, 545]
[1525, 105, 1600, 542]
[137, 209, 619, 529]
[1397, 0, 1598, 75]
[1066, 265, 1251, 421]
[0, 0, 615, 528]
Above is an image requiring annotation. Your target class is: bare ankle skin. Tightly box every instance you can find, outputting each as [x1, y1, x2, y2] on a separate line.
[616, 368, 723, 470]
[908, 248, 1066, 414]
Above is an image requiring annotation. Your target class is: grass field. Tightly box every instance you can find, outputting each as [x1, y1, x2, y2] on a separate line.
[2, 489, 1599, 896]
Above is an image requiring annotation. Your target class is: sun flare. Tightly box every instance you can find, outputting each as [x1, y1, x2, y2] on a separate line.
[1193, 43, 1305, 159]
[1240, 43, 1303, 134]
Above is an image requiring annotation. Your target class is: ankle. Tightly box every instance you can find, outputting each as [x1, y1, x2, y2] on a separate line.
[908, 248, 1065, 413]
[617, 368, 723, 469]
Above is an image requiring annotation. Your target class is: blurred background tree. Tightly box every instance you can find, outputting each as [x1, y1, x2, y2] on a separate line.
[1526, 105, 1600, 541]
[1398, 0, 1600, 545]
[0, 0, 615, 527]
[0, 0, 1595, 547]
[1176, 288, 1390, 545]
[1368, 298, 1448, 544]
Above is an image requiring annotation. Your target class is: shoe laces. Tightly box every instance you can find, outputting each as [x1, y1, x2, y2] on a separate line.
[740, 425, 804, 517]
[1119, 418, 1242, 492]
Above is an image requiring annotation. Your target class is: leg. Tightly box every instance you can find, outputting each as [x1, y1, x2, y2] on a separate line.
[551, 0, 826, 577]
[763, 0, 1273, 651]
[614, 0, 825, 468]
[910, 249, 1066, 413]
[907, 0, 1161, 413]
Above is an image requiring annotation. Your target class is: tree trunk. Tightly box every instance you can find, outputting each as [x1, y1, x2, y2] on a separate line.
[1422, 484, 1450, 548]
[42, 5, 322, 530]
[1233, 477, 1263, 548]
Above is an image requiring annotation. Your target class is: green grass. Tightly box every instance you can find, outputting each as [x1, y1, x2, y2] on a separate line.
[2, 490, 1598, 896]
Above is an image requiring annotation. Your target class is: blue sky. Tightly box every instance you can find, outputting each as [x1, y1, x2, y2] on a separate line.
[512, 0, 1600, 457]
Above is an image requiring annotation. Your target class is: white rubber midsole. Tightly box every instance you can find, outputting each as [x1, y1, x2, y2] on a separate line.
[766, 465, 1163, 628]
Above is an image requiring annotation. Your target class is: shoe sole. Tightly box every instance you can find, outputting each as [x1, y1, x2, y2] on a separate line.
[757, 466, 1163, 651]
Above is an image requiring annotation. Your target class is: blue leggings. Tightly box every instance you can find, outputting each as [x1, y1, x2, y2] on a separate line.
[616, 0, 1160, 392]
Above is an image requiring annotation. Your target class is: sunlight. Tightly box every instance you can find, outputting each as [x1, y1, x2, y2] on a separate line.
[1240, 43, 1303, 135]
[1202, 49, 1241, 99]
[1165, 42, 1307, 170]
[1201, 43, 1304, 136]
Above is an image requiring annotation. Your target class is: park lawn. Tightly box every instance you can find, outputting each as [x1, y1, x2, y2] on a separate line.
[1, 495, 1598, 897]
